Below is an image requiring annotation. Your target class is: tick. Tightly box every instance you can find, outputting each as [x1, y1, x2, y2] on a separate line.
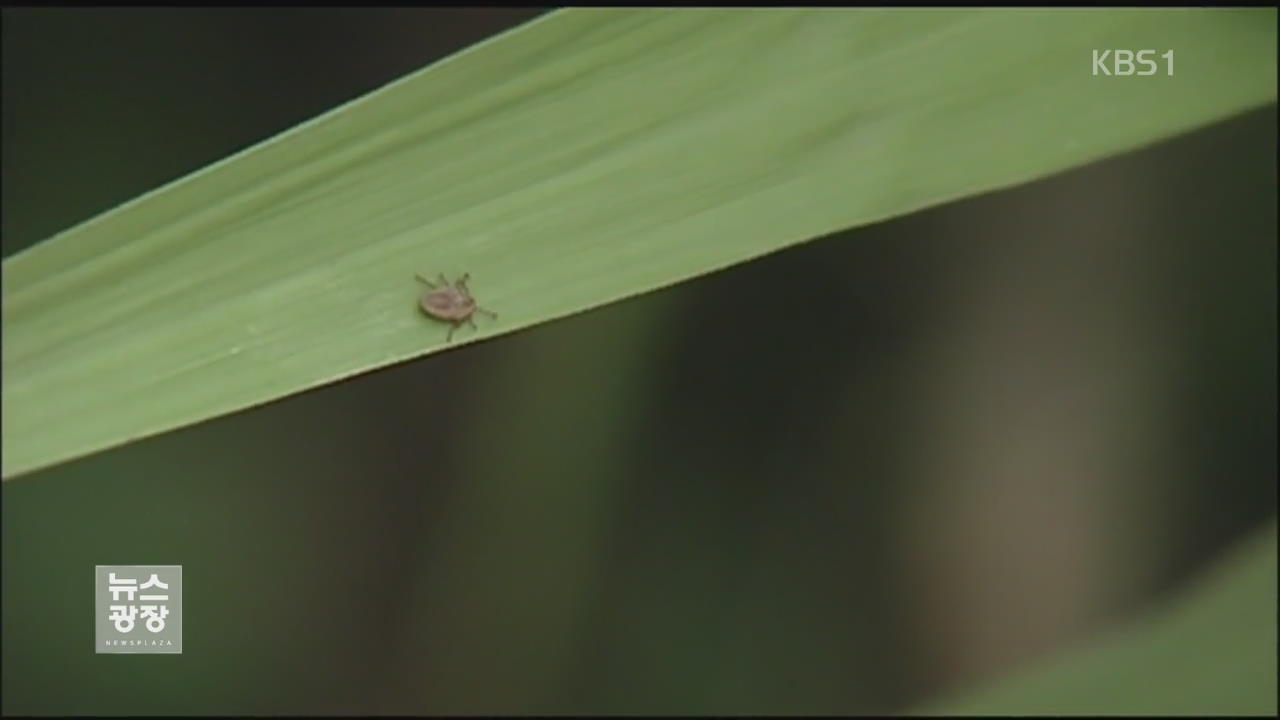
[415, 272, 497, 342]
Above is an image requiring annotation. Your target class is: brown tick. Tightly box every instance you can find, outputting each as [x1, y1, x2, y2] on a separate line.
[415, 272, 497, 342]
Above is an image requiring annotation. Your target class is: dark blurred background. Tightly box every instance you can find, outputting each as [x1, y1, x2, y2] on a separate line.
[2, 8, 1275, 716]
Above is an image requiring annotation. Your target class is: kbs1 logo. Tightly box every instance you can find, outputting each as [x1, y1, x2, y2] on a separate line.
[1092, 50, 1174, 76]
[95, 565, 183, 654]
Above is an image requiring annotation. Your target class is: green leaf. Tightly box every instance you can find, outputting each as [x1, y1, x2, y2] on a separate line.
[915, 521, 1279, 716]
[3, 9, 1276, 480]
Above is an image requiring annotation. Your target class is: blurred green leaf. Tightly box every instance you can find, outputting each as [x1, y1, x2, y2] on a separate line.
[916, 520, 1279, 716]
[3, 8, 1276, 480]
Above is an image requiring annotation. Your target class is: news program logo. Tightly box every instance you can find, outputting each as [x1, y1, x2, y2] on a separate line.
[95, 565, 182, 654]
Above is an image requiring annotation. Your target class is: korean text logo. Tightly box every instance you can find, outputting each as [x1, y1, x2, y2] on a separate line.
[95, 565, 182, 654]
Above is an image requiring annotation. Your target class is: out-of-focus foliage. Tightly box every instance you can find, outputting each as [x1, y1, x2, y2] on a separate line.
[920, 522, 1278, 716]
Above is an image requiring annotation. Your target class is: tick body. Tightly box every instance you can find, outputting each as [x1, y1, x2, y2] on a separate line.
[415, 272, 497, 342]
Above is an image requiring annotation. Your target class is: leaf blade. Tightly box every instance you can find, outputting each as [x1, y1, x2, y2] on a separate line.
[4, 8, 1276, 479]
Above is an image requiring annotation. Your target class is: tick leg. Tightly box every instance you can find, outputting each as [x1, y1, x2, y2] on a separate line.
[446, 323, 457, 342]
[415, 273, 437, 288]
[456, 273, 471, 290]
[474, 306, 498, 319]
[437, 273, 448, 287]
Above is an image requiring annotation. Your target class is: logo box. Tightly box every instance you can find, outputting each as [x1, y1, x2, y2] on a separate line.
[95, 565, 182, 654]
